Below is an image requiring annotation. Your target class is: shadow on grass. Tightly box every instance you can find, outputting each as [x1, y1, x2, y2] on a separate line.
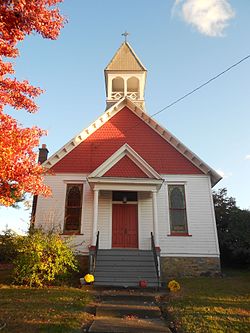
[0, 285, 93, 333]
[162, 270, 250, 333]
[1, 321, 86, 333]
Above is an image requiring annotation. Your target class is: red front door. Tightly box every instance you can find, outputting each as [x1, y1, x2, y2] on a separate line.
[112, 204, 138, 248]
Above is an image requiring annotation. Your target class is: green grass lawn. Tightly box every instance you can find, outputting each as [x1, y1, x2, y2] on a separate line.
[0, 269, 93, 333]
[162, 269, 250, 333]
[1, 268, 250, 333]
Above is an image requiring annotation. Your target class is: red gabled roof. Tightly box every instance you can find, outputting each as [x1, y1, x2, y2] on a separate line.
[52, 106, 203, 175]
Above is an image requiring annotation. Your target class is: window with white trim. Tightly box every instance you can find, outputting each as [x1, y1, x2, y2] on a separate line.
[64, 184, 83, 233]
[168, 185, 188, 234]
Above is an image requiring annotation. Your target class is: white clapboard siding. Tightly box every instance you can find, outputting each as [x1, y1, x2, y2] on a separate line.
[98, 191, 112, 249]
[138, 192, 153, 250]
[158, 175, 219, 257]
[35, 174, 91, 254]
[35, 173, 219, 257]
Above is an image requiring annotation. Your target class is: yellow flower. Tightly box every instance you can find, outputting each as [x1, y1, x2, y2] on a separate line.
[84, 274, 95, 284]
[168, 280, 180, 292]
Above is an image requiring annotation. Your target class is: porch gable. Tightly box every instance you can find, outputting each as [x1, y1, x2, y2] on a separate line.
[88, 143, 161, 180]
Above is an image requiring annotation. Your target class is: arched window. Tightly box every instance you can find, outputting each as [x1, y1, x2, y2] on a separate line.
[127, 77, 139, 100]
[64, 184, 83, 233]
[168, 185, 188, 234]
[111, 77, 124, 100]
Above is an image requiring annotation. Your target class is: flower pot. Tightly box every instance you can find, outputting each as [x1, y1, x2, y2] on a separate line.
[139, 280, 147, 288]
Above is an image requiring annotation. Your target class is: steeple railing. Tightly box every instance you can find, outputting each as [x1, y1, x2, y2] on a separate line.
[110, 91, 139, 101]
[127, 92, 138, 100]
[111, 92, 124, 100]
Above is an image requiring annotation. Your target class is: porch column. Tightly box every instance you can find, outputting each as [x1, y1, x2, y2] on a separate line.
[152, 190, 160, 248]
[91, 189, 99, 247]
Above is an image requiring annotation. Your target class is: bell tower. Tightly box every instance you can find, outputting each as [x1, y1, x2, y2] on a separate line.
[104, 40, 147, 110]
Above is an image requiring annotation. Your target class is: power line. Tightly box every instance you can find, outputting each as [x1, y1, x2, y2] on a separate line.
[150, 54, 250, 118]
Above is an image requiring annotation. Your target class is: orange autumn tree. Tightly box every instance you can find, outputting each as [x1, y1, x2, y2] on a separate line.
[0, 0, 65, 206]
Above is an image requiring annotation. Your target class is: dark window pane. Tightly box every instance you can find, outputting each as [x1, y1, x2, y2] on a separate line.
[65, 208, 81, 231]
[169, 186, 185, 209]
[168, 185, 188, 233]
[67, 185, 82, 206]
[112, 191, 137, 202]
[170, 210, 187, 232]
[64, 184, 83, 232]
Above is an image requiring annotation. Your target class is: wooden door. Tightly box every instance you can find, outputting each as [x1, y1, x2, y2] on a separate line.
[112, 204, 138, 248]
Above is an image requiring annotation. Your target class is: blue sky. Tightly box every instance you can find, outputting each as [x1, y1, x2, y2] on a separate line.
[1, 0, 250, 234]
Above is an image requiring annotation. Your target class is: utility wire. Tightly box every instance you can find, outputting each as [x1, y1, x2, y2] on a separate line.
[150, 54, 250, 118]
[80, 53, 250, 149]
[116, 53, 250, 137]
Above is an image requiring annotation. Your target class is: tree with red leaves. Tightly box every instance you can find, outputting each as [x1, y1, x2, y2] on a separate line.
[0, 0, 65, 206]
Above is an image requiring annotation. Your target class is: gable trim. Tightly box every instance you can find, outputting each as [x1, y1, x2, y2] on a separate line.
[88, 143, 162, 179]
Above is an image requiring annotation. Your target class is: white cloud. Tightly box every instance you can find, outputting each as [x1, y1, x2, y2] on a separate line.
[245, 155, 250, 160]
[173, 0, 235, 37]
[216, 169, 233, 179]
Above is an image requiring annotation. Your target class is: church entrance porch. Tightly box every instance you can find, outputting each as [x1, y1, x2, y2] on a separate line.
[87, 177, 163, 251]
[88, 185, 162, 287]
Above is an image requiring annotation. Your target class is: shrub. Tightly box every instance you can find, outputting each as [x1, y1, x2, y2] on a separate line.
[14, 229, 78, 287]
[0, 229, 20, 264]
[213, 188, 250, 268]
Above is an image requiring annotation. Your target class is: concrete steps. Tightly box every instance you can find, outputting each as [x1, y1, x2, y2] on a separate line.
[88, 289, 171, 332]
[94, 249, 158, 287]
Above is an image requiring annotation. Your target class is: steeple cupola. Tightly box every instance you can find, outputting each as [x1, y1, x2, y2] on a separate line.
[104, 42, 147, 110]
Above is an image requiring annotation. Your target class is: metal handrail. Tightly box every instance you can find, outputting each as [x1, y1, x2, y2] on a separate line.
[89, 231, 99, 274]
[95, 231, 100, 257]
[151, 232, 160, 290]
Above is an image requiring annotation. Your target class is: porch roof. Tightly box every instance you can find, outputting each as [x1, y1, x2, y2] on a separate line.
[87, 177, 164, 192]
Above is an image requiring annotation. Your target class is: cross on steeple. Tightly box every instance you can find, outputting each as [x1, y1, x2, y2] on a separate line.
[121, 31, 130, 42]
